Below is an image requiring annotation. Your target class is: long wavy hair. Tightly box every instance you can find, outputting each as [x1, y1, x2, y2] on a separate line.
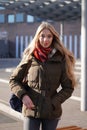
[23, 21, 76, 87]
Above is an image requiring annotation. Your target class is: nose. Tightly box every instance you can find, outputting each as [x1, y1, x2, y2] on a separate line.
[44, 37, 48, 42]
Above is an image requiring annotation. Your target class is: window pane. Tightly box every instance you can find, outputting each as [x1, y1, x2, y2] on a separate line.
[16, 13, 24, 22]
[36, 17, 43, 22]
[0, 7, 5, 10]
[8, 14, 15, 23]
[27, 15, 34, 23]
[0, 14, 5, 23]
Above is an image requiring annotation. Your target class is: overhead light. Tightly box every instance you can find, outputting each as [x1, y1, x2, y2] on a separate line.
[24, 3, 29, 6]
[64, 1, 71, 4]
[5, 3, 9, 6]
[40, 5, 44, 8]
[73, 6, 77, 8]
[73, 0, 80, 1]
[30, 0, 35, 3]
[44, 2, 50, 5]
[9, 1, 14, 4]
[59, 4, 64, 7]
[51, 0, 57, 2]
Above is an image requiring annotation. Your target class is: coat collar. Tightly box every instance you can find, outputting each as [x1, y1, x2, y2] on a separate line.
[31, 50, 64, 63]
[48, 50, 64, 63]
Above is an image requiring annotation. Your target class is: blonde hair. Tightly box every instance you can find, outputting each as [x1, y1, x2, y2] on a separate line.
[23, 21, 76, 87]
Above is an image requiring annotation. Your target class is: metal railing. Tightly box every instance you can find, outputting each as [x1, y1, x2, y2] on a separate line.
[15, 35, 81, 59]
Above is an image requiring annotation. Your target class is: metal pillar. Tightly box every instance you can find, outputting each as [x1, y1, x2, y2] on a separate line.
[60, 21, 64, 42]
[81, 0, 87, 111]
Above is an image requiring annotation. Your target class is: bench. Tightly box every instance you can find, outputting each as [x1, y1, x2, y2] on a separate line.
[56, 126, 87, 130]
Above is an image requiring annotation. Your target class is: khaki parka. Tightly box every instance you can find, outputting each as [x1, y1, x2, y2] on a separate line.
[9, 51, 74, 119]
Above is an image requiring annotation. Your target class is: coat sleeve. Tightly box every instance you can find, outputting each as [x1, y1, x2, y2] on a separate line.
[9, 59, 30, 99]
[51, 59, 74, 109]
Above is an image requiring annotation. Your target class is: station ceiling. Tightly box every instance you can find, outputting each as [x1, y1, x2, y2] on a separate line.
[0, 0, 81, 21]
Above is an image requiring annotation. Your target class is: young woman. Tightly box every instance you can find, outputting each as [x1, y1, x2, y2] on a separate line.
[9, 21, 76, 130]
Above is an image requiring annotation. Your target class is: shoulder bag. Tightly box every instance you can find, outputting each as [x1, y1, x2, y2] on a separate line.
[9, 60, 31, 112]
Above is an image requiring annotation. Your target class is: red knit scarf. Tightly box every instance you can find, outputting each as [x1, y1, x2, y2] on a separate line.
[33, 43, 52, 62]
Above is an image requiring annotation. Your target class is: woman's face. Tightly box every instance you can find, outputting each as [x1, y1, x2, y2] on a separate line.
[38, 28, 53, 48]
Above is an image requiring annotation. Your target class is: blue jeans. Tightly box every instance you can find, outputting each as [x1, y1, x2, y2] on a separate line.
[24, 117, 60, 130]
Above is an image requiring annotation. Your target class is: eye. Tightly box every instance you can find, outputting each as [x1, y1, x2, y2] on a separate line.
[40, 34, 45, 38]
[48, 35, 53, 39]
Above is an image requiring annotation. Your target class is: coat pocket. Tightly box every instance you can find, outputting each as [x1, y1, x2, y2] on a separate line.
[52, 101, 62, 118]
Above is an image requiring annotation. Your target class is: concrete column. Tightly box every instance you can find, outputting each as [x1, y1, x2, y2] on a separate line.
[81, 0, 87, 111]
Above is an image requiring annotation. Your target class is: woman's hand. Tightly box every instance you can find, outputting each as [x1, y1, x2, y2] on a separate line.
[22, 95, 35, 109]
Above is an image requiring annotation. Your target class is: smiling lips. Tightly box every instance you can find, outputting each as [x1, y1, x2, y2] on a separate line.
[44, 42, 49, 46]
